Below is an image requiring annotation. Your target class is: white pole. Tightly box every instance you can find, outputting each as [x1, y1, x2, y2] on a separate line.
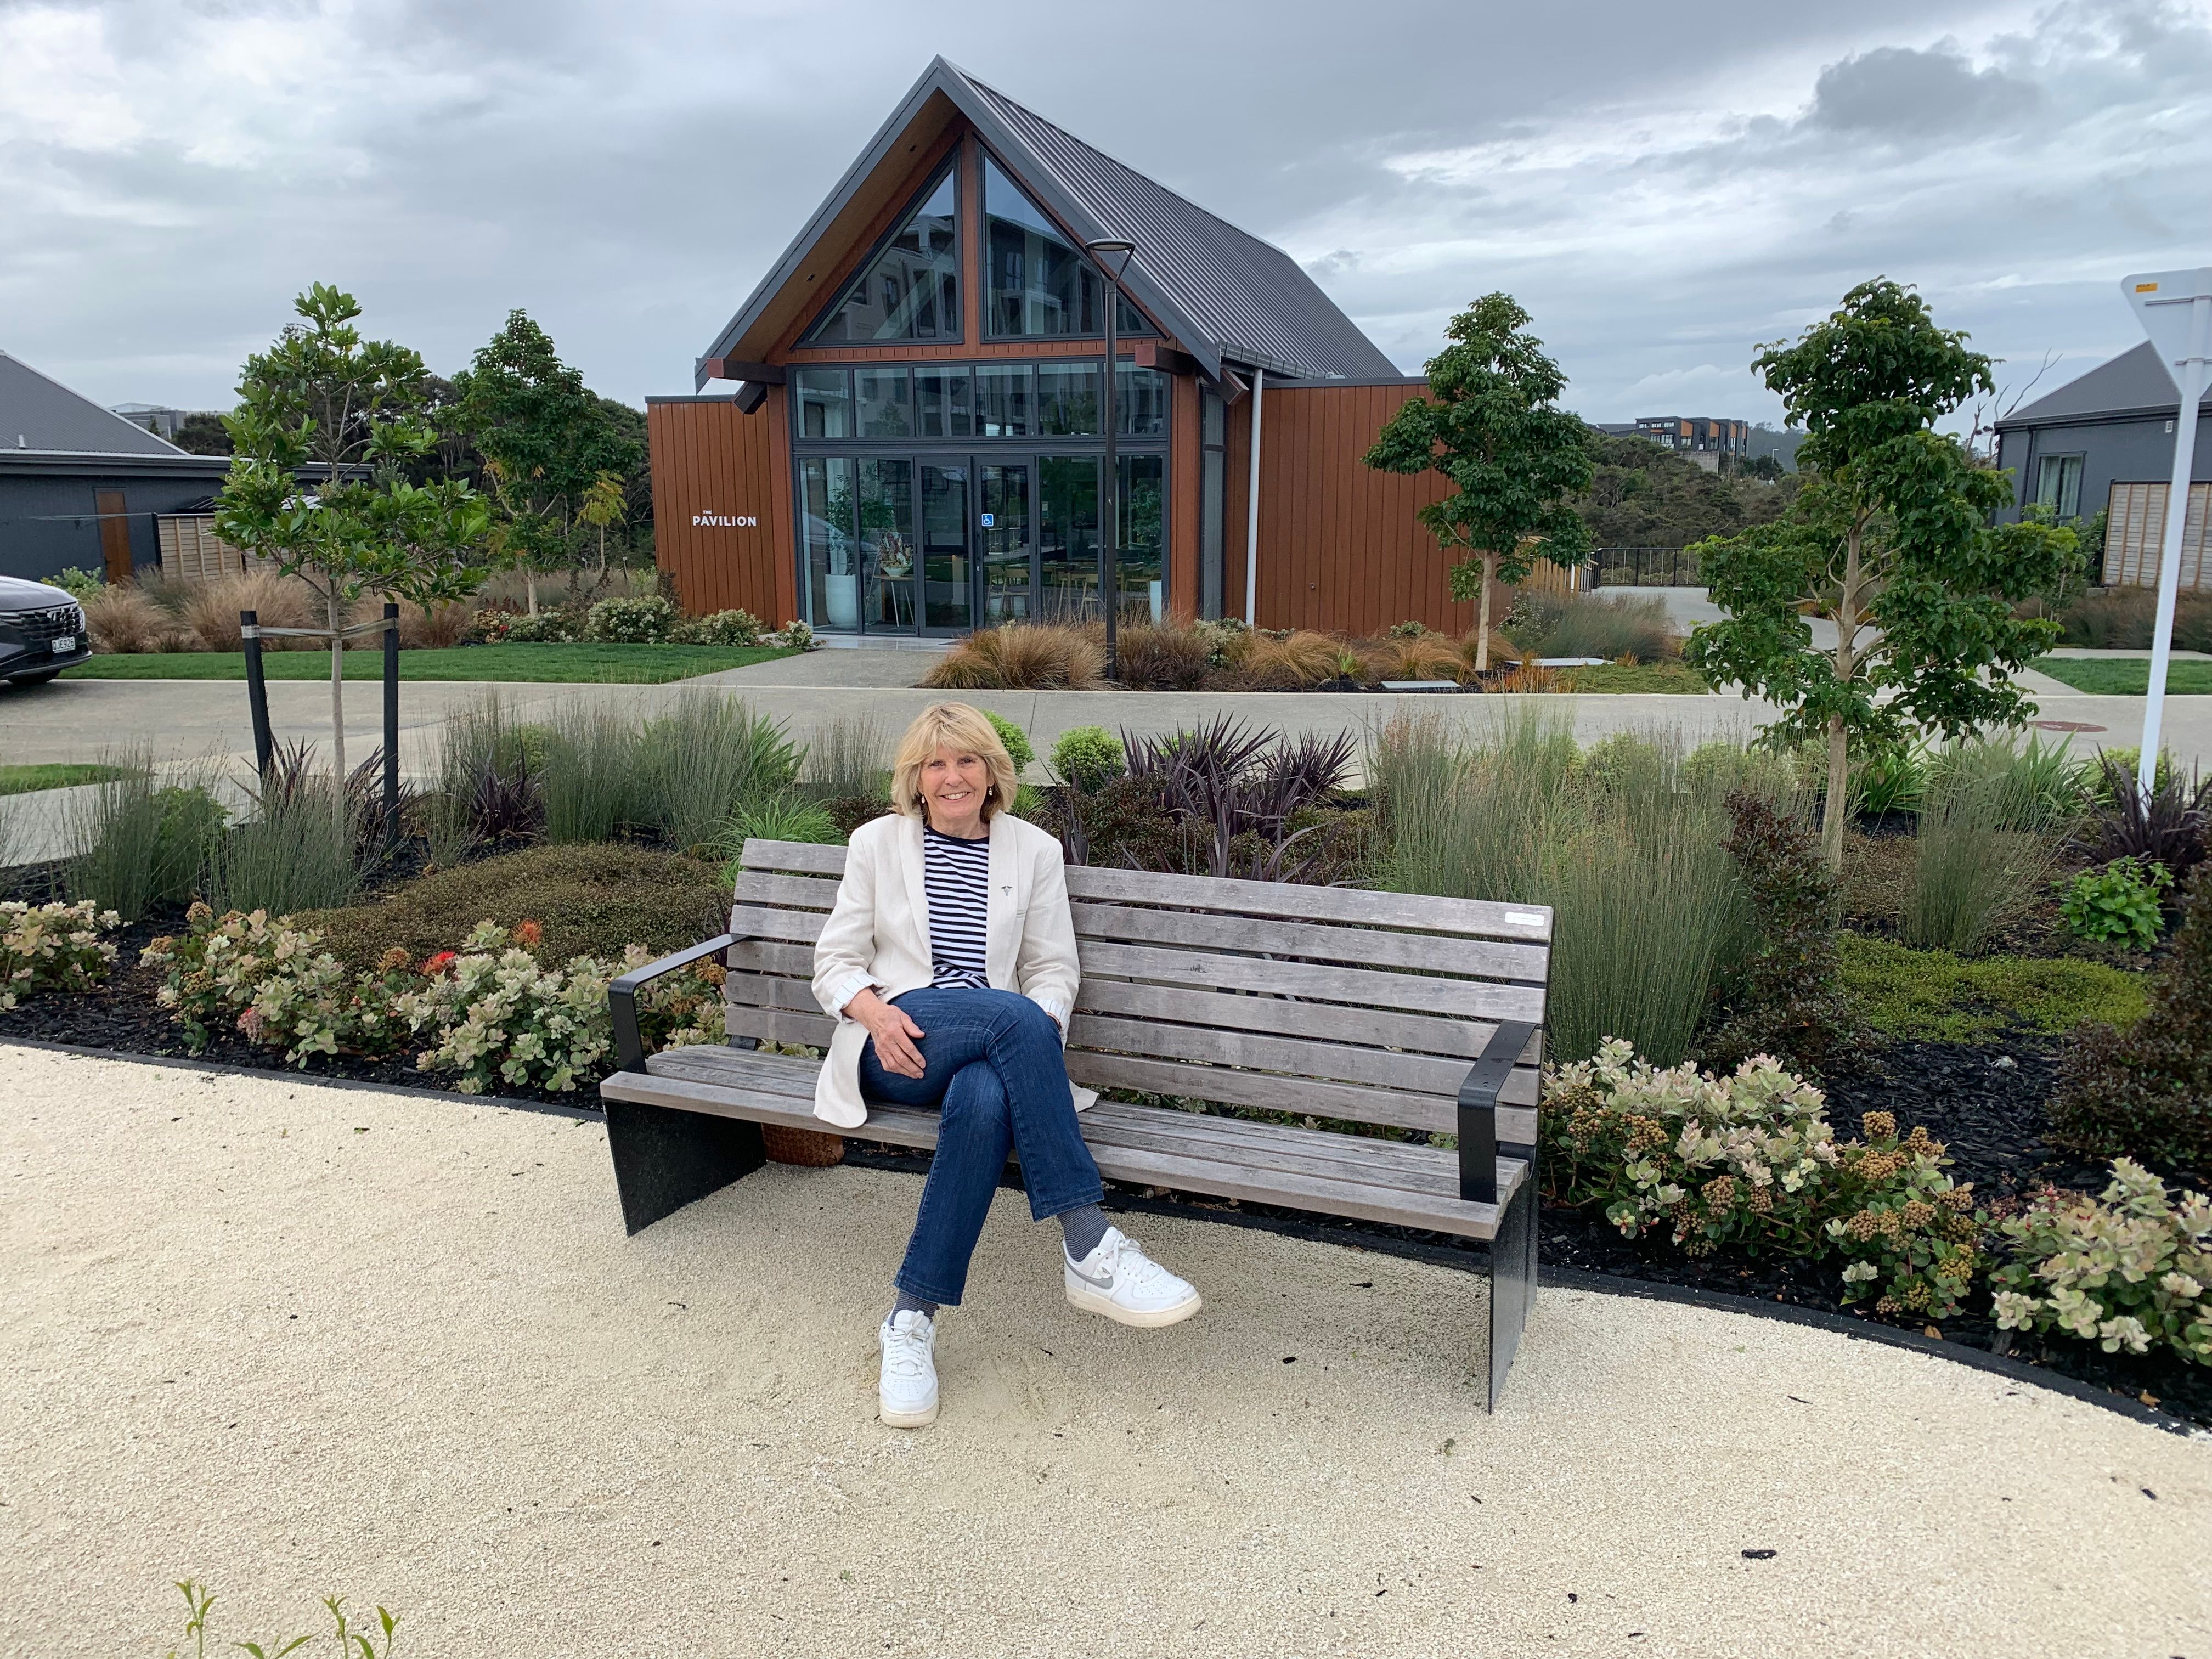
[2138, 292, 2211, 805]
[1243, 367, 1265, 627]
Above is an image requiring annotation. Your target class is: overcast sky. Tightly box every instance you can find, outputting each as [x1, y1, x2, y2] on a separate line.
[5, 0, 2210, 428]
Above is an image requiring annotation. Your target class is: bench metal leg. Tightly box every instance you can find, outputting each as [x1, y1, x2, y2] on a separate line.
[1486, 1173, 1538, 1412]
[604, 1098, 766, 1236]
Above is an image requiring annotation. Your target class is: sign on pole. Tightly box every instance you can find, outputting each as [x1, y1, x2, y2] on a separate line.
[2120, 268, 2212, 804]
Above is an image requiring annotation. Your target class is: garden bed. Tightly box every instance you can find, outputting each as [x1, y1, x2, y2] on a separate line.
[59, 642, 797, 684]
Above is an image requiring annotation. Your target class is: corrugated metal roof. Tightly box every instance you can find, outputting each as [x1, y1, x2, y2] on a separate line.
[2000, 340, 2208, 427]
[699, 58, 1397, 387]
[0, 350, 193, 458]
[953, 68, 1396, 381]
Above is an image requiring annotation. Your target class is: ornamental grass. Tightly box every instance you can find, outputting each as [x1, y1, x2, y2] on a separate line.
[922, 622, 1104, 690]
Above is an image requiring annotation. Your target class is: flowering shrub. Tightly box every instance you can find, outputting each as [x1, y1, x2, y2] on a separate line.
[770, 619, 816, 651]
[1990, 1160, 2212, 1364]
[2, 899, 121, 1008]
[586, 595, 679, 644]
[393, 920, 627, 1093]
[1544, 1040, 1984, 1316]
[2059, 856, 2171, 948]
[670, 607, 764, 647]
[638, 957, 728, 1053]
[142, 904, 409, 1065]
[469, 607, 585, 644]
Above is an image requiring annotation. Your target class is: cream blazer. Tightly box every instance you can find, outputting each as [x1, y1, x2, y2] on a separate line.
[808, 810, 1096, 1128]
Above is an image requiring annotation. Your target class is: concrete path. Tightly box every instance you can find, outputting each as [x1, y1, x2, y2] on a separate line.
[4, 1046, 2205, 1657]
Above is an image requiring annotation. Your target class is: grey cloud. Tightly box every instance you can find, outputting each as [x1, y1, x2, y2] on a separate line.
[1807, 42, 2039, 136]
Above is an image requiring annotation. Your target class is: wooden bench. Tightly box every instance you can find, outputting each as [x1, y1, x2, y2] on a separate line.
[599, 839, 1553, 1407]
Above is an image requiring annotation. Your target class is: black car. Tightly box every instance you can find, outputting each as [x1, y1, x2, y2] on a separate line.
[0, 574, 91, 687]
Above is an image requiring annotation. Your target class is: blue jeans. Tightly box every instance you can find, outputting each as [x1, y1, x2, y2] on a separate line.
[857, 986, 1104, 1306]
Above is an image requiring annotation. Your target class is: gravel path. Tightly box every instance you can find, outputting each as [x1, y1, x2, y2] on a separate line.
[5, 1045, 2208, 1657]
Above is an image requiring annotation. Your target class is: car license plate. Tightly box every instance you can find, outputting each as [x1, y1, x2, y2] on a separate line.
[52, 635, 76, 653]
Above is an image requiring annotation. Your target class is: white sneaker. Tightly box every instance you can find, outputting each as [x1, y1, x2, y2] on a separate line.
[1063, 1227, 1203, 1328]
[877, 1309, 939, 1427]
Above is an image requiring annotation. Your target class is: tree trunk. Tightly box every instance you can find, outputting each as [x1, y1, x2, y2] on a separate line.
[1473, 553, 1498, 673]
[1822, 711, 1849, 870]
[326, 590, 347, 788]
[526, 572, 539, 617]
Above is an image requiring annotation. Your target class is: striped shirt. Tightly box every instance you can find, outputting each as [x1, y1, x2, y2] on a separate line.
[923, 825, 991, 990]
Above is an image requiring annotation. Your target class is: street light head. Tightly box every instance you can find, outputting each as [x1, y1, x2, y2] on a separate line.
[1084, 237, 1135, 254]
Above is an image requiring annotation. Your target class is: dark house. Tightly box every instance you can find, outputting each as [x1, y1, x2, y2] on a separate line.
[648, 57, 1464, 638]
[1995, 341, 2211, 591]
[0, 350, 233, 585]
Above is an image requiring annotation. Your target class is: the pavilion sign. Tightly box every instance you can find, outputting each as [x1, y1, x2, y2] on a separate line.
[692, 508, 759, 528]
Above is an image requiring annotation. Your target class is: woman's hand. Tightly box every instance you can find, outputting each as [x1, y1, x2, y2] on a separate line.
[847, 988, 927, 1077]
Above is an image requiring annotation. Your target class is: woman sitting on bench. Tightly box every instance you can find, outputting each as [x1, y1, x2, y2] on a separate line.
[811, 701, 1202, 1428]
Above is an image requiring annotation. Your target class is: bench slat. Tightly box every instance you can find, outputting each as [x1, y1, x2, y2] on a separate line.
[740, 838, 1553, 946]
[1068, 900, 1549, 984]
[721, 969, 1541, 1065]
[1070, 1012, 1479, 1099]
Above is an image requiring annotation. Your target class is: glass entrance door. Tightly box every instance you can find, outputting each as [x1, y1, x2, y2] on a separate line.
[919, 461, 973, 633]
[979, 462, 1031, 623]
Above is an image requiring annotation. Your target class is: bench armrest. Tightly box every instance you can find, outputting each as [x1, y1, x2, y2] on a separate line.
[1458, 1020, 1537, 1205]
[608, 933, 740, 1073]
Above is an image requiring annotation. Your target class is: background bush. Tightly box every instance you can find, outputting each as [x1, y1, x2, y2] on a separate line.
[587, 594, 679, 644]
[1050, 726, 1125, 791]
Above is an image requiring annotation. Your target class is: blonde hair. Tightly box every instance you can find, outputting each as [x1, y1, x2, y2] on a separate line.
[889, 701, 1022, 821]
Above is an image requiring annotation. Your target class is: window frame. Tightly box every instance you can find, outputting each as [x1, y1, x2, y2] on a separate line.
[799, 151, 966, 347]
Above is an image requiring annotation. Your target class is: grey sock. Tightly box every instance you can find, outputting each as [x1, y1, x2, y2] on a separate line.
[1059, 1204, 1111, 1262]
[890, 1289, 938, 1323]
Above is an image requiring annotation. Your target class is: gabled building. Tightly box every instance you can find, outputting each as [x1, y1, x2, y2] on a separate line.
[1995, 341, 2212, 591]
[648, 57, 1464, 638]
[0, 350, 233, 584]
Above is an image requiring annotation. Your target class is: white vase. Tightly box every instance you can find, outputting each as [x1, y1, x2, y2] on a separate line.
[825, 573, 859, 630]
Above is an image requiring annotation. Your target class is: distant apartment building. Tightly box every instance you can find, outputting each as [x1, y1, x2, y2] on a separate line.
[1592, 416, 1750, 472]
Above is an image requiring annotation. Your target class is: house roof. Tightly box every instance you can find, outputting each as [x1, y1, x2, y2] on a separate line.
[698, 57, 1397, 388]
[0, 349, 198, 458]
[1999, 341, 2210, 428]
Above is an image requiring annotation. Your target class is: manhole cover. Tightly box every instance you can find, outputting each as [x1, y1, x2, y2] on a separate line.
[2032, 719, 2107, 733]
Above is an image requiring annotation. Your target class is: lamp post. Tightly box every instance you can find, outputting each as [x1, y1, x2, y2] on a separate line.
[2120, 268, 2212, 805]
[1086, 236, 1136, 681]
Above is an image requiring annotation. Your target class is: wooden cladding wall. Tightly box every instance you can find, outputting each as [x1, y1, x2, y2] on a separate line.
[649, 393, 796, 621]
[1222, 381, 1467, 636]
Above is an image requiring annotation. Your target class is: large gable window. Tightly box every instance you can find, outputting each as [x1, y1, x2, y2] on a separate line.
[805, 163, 961, 343]
[984, 156, 1148, 339]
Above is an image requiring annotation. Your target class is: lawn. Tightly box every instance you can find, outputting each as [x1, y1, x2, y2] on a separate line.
[2030, 656, 2212, 695]
[60, 643, 800, 684]
[0, 762, 133, 797]
[1550, 660, 1711, 693]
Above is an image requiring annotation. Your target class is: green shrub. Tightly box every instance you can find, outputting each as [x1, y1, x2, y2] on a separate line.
[47, 565, 105, 600]
[1386, 619, 1427, 639]
[1848, 741, 1929, 819]
[1, 899, 120, 1008]
[471, 606, 585, 643]
[721, 792, 840, 854]
[671, 607, 764, 646]
[1701, 791, 1858, 1076]
[1542, 1042, 1984, 1316]
[63, 762, 224, 924]
[1838, 934, 2147, 1043]
[208, 777, 364, 916]
[294, 844, 727, 972]
[1050, 725, 1125, 791]
[587, 594, 680, 644]
[142, 904, 413, 1064]
[2047, 864, 2212, 1171]
[394, 919, 629, 1092]
[1992, 1159, 2211, 1364]
[985, 710, 1034, 772]
[2059, 856, 2172, 949]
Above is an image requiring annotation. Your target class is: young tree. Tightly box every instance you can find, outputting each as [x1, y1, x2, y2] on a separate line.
[578, 470, 627, 576]
[1362, 293, 1595, 670]
[1684, 279, 2081, 868]
[215, 283, 489, 784]
[455, 312, 642, 614]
